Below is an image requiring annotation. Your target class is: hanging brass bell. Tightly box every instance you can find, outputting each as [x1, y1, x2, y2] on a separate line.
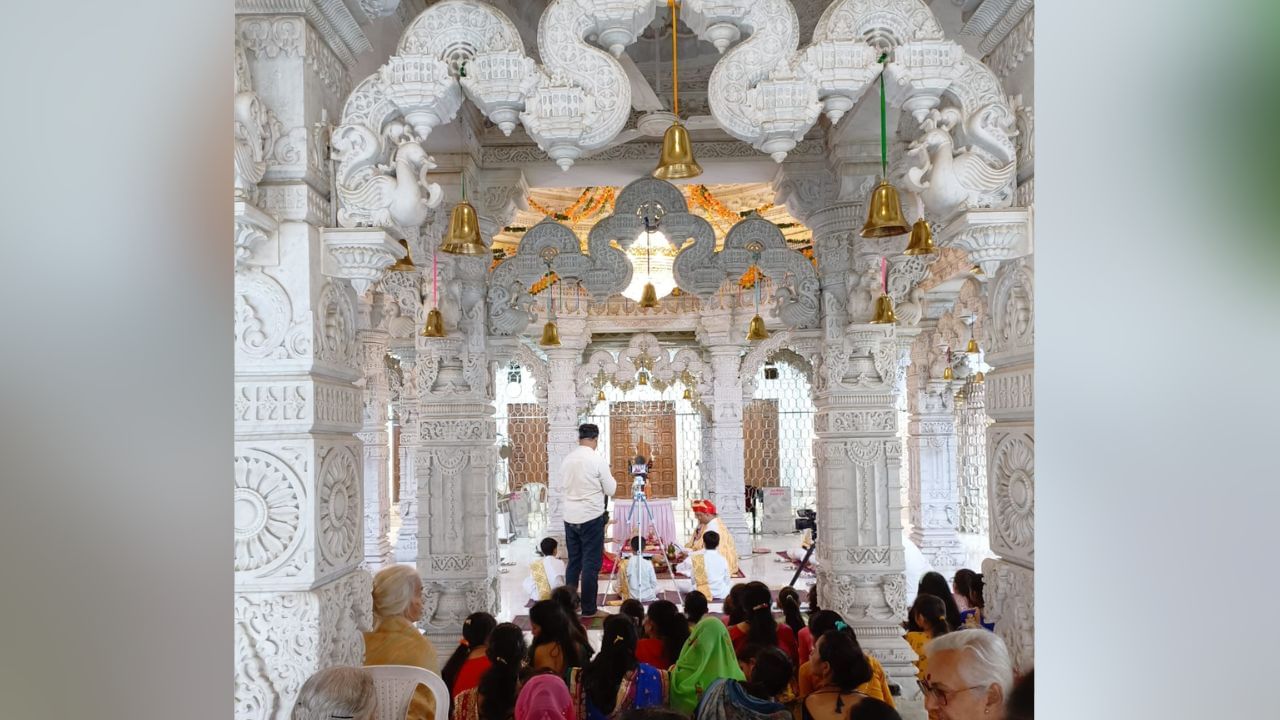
[975, 371, 985, 384]
[942, 366, 954, 381]
[869, 293, 896, 324]
[440, 201, 488, 256]
[682, 387, 692, 400]
[746, 314, 769, 341]
[597, 389, 606, 402]
[539, 320, 561, 347]
[860, 179, 911, 238]
[955, 390, 966, 404]
[420, 307, 445, 337]
[389, 238, 416, 271]
[966, 338, 980, 354]
[653, 123, 703, 180]
[638, 371, 649, 386]
[903, 217, 936, 255]
[639, 281, 659, 308]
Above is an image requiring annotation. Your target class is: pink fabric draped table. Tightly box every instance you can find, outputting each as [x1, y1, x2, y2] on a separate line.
[609, 498, 678, 547]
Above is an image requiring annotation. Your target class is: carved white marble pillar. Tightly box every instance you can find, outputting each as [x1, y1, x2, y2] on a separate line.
[905, 334, 966, 570]
[543, 312, 589, 539]
[358, 292, 394, 569]
[414, 252, 500, 653]
[391, 338, 420, 563]
[699, 312, 751, 558]
[980, 256, 1034, 673]
[812, 324, 915, 691]
[234, 11, 375, 720]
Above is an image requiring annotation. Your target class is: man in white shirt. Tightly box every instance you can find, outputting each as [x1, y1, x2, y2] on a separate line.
[522, 537, 566, 602]
[676, 530, 731, 600]
[560, 423, 616, 616]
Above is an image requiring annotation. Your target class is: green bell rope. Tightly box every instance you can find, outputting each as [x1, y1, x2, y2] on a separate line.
[878, 52, 888, 178]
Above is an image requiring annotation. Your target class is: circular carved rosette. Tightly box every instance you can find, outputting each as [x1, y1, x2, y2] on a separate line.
[318, 446, 361, 568]
[234, 270, 292, 360]
[991, 432, 1034, 553]
[234, 450, 305, 573]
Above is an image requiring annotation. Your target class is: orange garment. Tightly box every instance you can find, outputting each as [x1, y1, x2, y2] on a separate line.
[797, 655, 894, 707]
[905, 631, 933, 681]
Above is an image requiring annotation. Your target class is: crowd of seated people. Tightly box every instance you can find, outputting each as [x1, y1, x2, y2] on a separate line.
[293, 565, 1031, 720]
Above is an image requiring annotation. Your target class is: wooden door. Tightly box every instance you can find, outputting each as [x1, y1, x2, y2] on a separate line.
[506, 403, 548, 492]
[743, 399, 780, 488]
[609, 401, 677, 499]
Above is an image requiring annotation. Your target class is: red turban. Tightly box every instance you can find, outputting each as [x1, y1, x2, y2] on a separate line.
[691, 499, 717, 515]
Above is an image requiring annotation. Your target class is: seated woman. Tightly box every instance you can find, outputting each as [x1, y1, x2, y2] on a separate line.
[670, 617, 746, 714]
[800, 630, 875, 720]
[528, 600, 586, 678]
[727, 582, 798, 664]
[524, 538, 567, 603]
[912, 572, 963, 633]
[797, 587, 818, 665]
[364, 565, 439, 720]
[796, 611, 892, 706]
[904, 594, 951, 682]
[620, 599, 646, 629]
[568, 615, 669, 720]
[453, 623, 527, 720]
[637, 600, 690, 669]
[952, 568, 977, 613]
[846, 698, 902, 720]
[443, 612, 498, 700]
[515, 674, 576, 720]
[959, 573, 996, 631]
[290, 666, 377, 720]
[618, 536, 659, 602]
[550, 586, 596, 662]
[695, 646, 794, 720]
[683, 590, 709, 626]
[777, 588, 807, 644]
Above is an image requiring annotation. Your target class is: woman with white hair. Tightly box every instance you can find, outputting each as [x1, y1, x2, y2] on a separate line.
[365, 565, 440, 720]
[919, 629, 1015, 720]
[291, 666, 377, 720]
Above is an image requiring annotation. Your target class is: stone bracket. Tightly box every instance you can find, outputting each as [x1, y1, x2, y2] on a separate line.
[235, 200, 279, 268]
[321, 227, 405, 296]
[937, 208, 1030, 276]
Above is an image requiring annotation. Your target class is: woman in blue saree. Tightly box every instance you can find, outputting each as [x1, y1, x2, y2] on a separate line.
[567, 615, 669, 720]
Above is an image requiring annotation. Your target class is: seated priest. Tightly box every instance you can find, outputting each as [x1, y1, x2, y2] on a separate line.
[617, 535, 659, 602]
[522, 537, 566, 602]
[685, 499, 739, 576]
[676, 530, 732, 599]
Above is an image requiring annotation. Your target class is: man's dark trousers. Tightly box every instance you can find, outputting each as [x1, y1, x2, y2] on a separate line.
[563, 512, 607, 615]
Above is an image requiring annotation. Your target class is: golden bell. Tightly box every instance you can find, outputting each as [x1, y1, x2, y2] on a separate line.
[942, 366, 954, 381]
[652, 122, 703, 180]
[440, 201, 487, 256]
[639, 281, 659, 308]
[682, 387, 692, 400]
[597, 389, 607, 402]
[746, 314, 769, 341]
[539, 320, 561, 347]
[966, 338, 980, 354]
[975, 371, 985, 384]
[860, 180, 911, 238]
[869, 293, 896, 324]
[903, 217, 936, 255]
[638, 372, 649, 386]
[420, 307, 445, 337]
[955, 391, 966, 404]
[389, 239, 416, 271]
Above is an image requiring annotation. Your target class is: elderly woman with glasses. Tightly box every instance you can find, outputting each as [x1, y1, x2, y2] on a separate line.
[918, 630, 1015, 720]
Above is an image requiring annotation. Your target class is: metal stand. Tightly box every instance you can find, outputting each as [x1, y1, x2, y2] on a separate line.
[602, 478, 683, 604]
[787, 539, 817, 588]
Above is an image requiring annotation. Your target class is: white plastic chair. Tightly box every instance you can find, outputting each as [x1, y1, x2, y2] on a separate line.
[363, 665, 449, 720]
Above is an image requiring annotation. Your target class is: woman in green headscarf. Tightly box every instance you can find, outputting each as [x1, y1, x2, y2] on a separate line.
[670, 617, 746, 714]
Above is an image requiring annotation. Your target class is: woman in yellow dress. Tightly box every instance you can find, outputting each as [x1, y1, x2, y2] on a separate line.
[364, 565, 440, 720]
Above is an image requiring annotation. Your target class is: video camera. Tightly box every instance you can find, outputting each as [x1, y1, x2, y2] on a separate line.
[630, 455, 649, 494]
[794, 508, 817, 539]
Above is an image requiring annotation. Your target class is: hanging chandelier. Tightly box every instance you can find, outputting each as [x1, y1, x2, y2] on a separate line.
[653, 0, 702, 180]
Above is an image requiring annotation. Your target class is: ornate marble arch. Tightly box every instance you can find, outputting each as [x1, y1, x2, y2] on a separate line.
[509, 340, 550, 404]
[737, 329, 819, 397]
[573, 333, 712, 413]
[486, 217, 630, 336]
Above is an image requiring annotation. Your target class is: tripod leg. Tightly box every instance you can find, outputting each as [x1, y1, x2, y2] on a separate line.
[602, 500, 639, 601]
[788, 541, 817, 588]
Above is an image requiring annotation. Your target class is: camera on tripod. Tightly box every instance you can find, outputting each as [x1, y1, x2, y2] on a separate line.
[794, 508, 817, 539]
[630, 455, 649, 495]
